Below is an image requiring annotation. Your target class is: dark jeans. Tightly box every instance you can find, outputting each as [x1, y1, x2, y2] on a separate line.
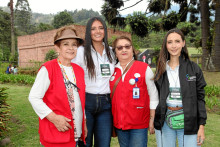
[80, 93, 112, 147]
[116, 128, 148, 147]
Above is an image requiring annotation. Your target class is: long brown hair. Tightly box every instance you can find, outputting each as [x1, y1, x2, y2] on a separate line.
[84, 17, 113, 79]
[154, 28, 189, 81]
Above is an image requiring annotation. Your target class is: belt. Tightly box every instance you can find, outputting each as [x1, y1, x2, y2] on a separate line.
[168, 106, 183, 111]
[86, 93, 110, 97]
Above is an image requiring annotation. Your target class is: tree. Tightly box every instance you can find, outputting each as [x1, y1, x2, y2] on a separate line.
[102, 0, 220, 71]
[8, 0, 16, 57]
[15, 0, 32, 34]
[199, 0, 213, 71]
[0, 9, 11, 61]
[212, 0, 220, 71]
[36, 23, 54, 32]
[52, 10, 74, 29]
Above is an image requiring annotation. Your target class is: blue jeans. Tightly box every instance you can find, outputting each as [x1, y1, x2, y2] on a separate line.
[116, 128, 148, 147]
[83, 93, 112, 147]
[155, 121, 200, 147]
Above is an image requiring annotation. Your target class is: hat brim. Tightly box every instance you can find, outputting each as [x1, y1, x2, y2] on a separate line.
[54, 36, 84, 45]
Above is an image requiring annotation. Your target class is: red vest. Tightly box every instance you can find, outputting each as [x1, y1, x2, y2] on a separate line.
[110, 61, 150, 130]
[39, 59, 86, 147]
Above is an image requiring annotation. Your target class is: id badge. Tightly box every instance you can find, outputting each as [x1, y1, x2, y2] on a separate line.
[133, 87, 140, 99]
[169, 87, 182, 101]
[100, 64, 111, 77]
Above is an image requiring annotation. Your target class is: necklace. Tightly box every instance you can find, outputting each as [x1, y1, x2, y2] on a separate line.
[57, 58, 76, 83]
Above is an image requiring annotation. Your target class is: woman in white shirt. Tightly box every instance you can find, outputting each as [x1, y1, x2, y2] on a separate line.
[72, 17, 115, 147]
[29, 26, 87, 147]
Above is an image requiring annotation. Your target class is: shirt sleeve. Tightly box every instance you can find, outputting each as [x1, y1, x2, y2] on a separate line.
[28, 66, 52, 120]
[145, 66, 159, 109]
[72, 45, 84, 66]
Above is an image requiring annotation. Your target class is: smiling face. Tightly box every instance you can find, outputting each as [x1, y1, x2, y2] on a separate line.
[166, 32, 185, 58]
[91, 20, 105, 43]
[55, 39, 78, 64]
[115, 39, 134, 63]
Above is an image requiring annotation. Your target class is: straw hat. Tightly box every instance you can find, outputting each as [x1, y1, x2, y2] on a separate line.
[54, 29, 83, 45]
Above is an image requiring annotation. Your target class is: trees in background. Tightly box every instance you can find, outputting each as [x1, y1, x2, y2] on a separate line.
[15, 0, 32, 34]
[0, 9, 11, 61]
[101, 0, 220, 71]
[52, 10, 74, 29]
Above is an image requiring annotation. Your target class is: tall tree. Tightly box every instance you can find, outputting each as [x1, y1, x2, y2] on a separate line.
[212, 0, 220, 71]
[200, 0, 213, 70]
[15, 0, 32, 34]
[0, 9, 11, 61]
[8, 0, 16, 57]
[52, 10, 74, 29]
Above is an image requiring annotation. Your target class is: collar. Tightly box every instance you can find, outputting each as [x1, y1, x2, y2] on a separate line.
[166, 61, 179, 71]
[116, 58, 134, 69]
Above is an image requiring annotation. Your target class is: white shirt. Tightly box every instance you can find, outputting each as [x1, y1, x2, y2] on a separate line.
[29, 65, 83, 139]
[115, 61, 159, 109]
[166, 61, 183, 106]
[72, 45, 115, 94]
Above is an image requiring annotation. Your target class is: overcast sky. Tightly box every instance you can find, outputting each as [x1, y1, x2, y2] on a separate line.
[0, 0, 149, 15]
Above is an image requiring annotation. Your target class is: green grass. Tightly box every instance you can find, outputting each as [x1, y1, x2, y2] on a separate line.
[0, 83, 219, 147]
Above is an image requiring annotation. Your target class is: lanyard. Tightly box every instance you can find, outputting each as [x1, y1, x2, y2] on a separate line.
[57, 58, 76, 84]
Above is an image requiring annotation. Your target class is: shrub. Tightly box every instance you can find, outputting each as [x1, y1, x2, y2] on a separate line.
[0, 87, 10, 137]
[205, 85, 220, 112]
[0, 73, 35, 85]
[45, 50, 58, 61]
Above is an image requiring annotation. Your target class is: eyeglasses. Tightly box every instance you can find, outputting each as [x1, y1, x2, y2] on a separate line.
[116, 45, 132, 51]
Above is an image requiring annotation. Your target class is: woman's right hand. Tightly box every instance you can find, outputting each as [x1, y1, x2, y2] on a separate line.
[46, 112, 72, 132]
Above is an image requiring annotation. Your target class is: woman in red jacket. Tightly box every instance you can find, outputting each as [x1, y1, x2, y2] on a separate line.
[29, 26, 87, 147]
[110, 36, 159, 147]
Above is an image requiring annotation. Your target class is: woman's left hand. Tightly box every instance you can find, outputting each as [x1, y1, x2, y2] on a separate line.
[197, 125, 205, 146]
[149, 119, 155, 134]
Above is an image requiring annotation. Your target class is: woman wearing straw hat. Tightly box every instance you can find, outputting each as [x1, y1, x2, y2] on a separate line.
[29, 26, 87, 147]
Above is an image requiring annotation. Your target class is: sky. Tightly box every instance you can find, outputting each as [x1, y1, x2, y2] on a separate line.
[0, 0, 149, 15]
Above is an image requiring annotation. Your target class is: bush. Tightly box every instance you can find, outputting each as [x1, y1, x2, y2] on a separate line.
[205, 85, 220, 112]
[0, 87, 10, 137]
[45, 49, 58, 61]
[0, 73, 35, 85]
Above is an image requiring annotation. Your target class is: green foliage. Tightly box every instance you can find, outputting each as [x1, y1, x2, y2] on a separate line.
[126, 12, 149, 38]
[205, 85, 220, 110]
[70, 9, 103, 25]
[45, 50, 58, 61]
[0, 73, 35, 85]
[15, 0, 32, 34]
[162, 11, 180, 31]
[0, 9, 11, 61]
[36, 23, 54, 32]
[205, 85, 220, 97]
[108, 35, 117, 47]
[52, 10, 74, 29]
[0, 87, 10, 137]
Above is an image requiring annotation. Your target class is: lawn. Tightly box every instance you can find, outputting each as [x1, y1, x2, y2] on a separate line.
[0, 82, 219, 147]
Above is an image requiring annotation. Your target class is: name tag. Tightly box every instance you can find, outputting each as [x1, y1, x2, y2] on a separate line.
[100, 64, 111, 77]
[169, 87, 182, 101]
[133, 87, 140, 99]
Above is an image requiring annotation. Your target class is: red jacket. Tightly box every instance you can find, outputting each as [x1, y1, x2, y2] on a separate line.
[110, 61, 150, 130]
[39, 59, 86, 147]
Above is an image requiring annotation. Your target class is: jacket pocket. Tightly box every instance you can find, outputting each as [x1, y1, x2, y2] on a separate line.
[40, 119, 71, 143]
[127, 103, 149, 126]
